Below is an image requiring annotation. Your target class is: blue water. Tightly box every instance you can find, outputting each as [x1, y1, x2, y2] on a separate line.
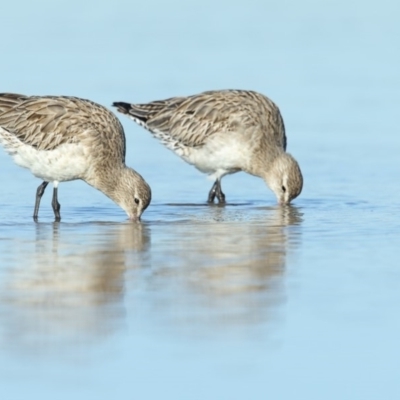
[1, 1, 400, 399]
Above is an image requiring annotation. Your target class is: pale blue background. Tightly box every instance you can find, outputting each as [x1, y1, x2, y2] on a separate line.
[0, 1, 400, 399]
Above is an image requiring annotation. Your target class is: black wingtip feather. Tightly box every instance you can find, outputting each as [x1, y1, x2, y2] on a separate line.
[112, 102, 131, 115]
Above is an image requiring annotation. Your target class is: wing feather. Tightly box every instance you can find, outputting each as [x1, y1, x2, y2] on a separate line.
[115, 90, 286, 150]
[0, 94, 126, 159]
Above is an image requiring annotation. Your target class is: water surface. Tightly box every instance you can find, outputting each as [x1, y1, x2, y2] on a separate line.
[1, 0, 400, 399]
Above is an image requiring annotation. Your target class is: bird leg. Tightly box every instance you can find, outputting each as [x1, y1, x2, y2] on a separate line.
[33, 181, 49, 221]
[215, 180, 226, 203]
[207, 179, 226, 204]
[207, 180, 218, 203]
[51, 187, 61, 222]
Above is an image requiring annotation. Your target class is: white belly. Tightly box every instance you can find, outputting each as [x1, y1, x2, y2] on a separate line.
[180, 133, 252, 179]
[9, 142, 88, 183]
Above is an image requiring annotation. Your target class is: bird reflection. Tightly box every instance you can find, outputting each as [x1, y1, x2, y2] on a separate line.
[1, 222, 150, 354]
[145, 205, 303, 337]
[0, 205, 303, 352]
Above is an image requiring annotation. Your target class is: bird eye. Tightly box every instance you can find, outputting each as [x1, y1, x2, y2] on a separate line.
[282, 186, 286, 193]
[134, 198, 140, 205]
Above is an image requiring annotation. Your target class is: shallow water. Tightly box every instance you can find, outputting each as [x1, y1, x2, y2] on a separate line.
[1, 0, 400, 399]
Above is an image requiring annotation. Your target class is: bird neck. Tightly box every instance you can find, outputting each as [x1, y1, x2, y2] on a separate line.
[245, 146, 285, 179]
[86, 164, 127, 202]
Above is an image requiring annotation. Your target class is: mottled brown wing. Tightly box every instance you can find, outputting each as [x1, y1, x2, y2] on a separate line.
[129, 90, 286, 149]
[0, 94, 126, 158]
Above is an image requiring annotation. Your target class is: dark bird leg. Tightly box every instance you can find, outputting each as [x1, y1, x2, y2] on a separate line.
[215, 179, 226, 204]
[207, 180, 218, 203]
[52, 186, 61, 222]
[207, 179, 226, 204]
[33, 181, 49, 221]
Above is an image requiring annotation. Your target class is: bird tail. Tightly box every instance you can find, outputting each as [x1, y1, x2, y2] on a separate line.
[113, 101, 163, 123]
[113, 102, 156, 132]
[113, 96, 186, 124]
